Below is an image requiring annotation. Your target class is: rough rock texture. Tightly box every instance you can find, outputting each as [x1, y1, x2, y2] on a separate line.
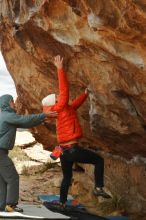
[1, 0, 146, 157]
[1, 0, 146, 214]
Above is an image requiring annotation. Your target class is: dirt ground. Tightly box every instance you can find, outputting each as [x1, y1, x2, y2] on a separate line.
[19, 165, 146, 220]
[19, 166, 62, 204]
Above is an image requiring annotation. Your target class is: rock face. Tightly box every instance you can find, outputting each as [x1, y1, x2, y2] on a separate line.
[1, 0, 146, 157]
[1, 0, 146, 214]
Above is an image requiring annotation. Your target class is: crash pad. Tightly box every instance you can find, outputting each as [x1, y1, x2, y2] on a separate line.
[106, 217, 128, 220]
[44, 201, 108, 220]
[0, 204, 70, 219]
[38, 194, 85, 209]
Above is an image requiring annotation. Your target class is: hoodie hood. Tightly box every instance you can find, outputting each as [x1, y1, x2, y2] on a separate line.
[0, 94, 14, 112]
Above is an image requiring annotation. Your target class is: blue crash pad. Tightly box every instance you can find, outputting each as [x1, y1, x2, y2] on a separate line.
[38, 194, 85, 209]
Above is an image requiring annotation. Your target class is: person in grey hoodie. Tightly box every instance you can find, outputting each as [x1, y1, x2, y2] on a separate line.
[0, 94, 56, 212]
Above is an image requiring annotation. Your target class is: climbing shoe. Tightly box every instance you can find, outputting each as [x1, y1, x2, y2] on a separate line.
[93, 187, 111, 199]
[5, 205, 23, 212]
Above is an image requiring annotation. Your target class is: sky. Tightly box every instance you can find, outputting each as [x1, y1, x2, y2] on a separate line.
[0, 52, 17, 99]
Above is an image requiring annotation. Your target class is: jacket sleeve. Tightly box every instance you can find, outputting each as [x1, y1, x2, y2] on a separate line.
[6, 112, 46, 128]
[71, 93, 88, 110]
[50, 68, 69, 112]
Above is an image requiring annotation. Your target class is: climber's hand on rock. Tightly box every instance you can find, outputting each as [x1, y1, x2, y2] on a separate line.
[54, 55, 63, 70]
[85, 88, 90, 95]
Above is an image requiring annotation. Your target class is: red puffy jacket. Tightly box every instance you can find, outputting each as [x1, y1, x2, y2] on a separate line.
[43, 68, 87, 144]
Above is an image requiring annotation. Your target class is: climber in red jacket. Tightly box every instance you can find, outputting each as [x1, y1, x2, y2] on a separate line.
[42, 55, 111, 206]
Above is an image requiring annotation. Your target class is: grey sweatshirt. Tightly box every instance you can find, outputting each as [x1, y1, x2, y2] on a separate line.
[0, 94, 46, 150]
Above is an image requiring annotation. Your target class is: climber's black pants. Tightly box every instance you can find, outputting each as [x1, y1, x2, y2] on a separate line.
[60, 144, 104, 203]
